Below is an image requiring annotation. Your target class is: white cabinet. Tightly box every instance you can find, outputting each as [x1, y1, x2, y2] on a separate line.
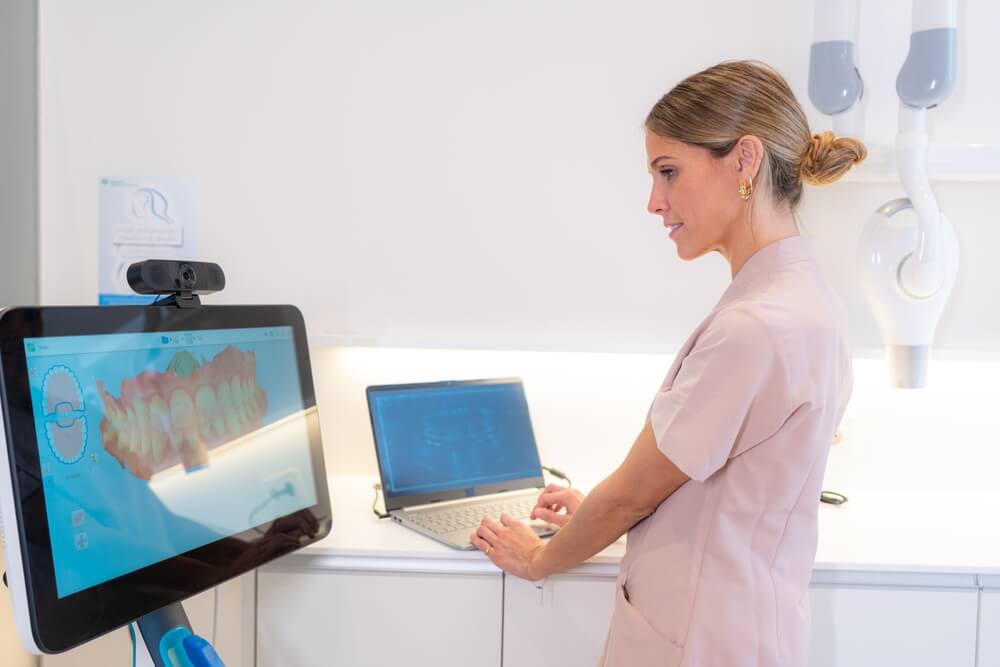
[978, 588, 1000, 666]
[502, 572, 981, 667]
[257, 567, 503, 667]
[502, 572, 617, 667]
[808, 583, 978, 667]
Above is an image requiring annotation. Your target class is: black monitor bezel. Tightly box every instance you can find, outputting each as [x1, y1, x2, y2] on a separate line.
[366, 377, 545, 511]
[0, 305, 332, 653]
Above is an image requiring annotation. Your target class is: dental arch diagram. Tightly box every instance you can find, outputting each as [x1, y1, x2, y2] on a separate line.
[96, 346, 268, 481]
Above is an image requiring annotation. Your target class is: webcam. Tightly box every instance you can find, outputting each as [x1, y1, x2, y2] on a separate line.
[126, 260, 226, 298]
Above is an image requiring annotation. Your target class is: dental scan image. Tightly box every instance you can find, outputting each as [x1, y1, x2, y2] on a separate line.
[24, 326, 316, 599]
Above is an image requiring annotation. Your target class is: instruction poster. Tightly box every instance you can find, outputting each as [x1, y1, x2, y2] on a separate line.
[98, 177, 199, 305]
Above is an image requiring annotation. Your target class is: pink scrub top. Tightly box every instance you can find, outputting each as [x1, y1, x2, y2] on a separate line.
[600, 235, 853, 667]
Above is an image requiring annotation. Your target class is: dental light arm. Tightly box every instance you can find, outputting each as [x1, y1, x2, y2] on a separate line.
[808, 0, 864, 135]
[857, 0, 961, 388]
[894, 0, 958, 297]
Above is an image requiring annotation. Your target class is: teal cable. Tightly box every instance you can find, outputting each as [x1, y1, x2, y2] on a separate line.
[128, 623, 136, 667]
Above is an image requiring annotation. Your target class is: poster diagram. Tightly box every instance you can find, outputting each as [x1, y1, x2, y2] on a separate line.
[98, 177, 199, 305]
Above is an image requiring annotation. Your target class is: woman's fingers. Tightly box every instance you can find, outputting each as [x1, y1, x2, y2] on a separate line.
[532, 486, 586, 523]
[535, 488, 580, 511]
[531, 506, 570, 527]
[477, 519, 500, 544]
[537, 485, 568, 505]
[535, 489, 569, 509]
[468, 514, 546, 580]
[531, 500, 564, 516]
[470, 519, 499, 554]
[469, 533, 491, 553]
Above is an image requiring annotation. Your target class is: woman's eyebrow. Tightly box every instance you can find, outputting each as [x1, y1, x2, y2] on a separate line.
[649, 155, 677, 169]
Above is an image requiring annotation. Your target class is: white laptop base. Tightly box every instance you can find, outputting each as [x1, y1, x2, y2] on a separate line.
[391, 488, 558, 550]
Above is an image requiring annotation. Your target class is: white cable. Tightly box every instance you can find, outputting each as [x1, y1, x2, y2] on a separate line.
[211, 585, 219, 648]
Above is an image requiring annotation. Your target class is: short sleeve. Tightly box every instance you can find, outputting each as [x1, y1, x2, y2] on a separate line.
[649, 310, 777, 482]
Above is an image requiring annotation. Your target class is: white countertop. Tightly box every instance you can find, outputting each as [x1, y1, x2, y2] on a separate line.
[269, 475, 624, 576]
[813, 487, 1000, 579]
[268, 475, 1000, 585]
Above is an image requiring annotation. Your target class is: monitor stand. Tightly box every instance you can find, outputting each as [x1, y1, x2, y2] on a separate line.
[136, 601, 224, 667]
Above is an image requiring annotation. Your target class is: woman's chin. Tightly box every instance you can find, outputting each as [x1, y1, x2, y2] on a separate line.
[674, 243, 699, 261]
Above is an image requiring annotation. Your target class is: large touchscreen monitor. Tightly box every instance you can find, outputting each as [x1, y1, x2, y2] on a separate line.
[0, 305, 331, 653]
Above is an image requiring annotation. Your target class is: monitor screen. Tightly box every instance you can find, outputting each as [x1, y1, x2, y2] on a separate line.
[368, 380, 543, 500]
[0, 305, 331, 654]
[24, 326, 316, 598]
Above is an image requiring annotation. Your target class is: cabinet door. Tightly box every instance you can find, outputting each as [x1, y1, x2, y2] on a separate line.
[808, 585, 978, 667]
[979, 590, 1000, 666]
[502, 574, 617, 667]
[257, 569, 503, 667]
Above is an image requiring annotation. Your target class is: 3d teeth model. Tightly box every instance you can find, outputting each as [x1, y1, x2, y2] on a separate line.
[97, 346, 268, 480]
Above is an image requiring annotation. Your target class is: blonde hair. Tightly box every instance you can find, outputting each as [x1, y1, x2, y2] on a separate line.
[645, 60, 867, 208]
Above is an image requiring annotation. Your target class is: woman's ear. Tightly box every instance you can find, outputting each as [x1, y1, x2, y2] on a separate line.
[735, 135, 765, 179]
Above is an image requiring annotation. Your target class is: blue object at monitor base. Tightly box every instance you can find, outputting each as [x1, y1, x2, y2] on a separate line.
[136, 602, 225, 667]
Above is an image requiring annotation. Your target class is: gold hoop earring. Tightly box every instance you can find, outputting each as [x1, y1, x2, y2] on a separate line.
[738, 176, 753, 201]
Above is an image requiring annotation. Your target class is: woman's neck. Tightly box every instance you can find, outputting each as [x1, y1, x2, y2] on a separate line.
[721, 203, 800, 279]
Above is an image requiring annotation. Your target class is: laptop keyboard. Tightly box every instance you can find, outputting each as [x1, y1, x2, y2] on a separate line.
[407, 494, 539, 535]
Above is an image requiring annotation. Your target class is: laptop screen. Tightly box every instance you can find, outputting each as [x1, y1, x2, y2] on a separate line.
[367, 379, 543, 503]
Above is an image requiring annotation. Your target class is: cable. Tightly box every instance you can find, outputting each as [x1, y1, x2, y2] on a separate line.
[128, 622, 137, 667]
[211, 585, 220, 647]
[248, 481, 295, 525]
[372, 483, 390, 519]
[541, 465, 572, 488]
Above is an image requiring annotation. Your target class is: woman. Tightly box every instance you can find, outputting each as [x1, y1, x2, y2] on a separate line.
[470, 60, 865, 666]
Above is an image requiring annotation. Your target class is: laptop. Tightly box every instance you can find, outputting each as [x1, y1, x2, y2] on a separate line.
[366, 377, 558, 550]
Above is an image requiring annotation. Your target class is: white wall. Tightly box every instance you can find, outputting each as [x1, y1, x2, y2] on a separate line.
[32, 0, 1000, 494]
[0, 0, 39, 659]
[0, 0, 39, 307]
[310, 344, 667, 480]
[35, 0, 1000, 352]
[310, 344, 1000, 485]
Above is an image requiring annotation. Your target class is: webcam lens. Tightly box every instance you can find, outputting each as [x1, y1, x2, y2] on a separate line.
[179, 264, 197, 289]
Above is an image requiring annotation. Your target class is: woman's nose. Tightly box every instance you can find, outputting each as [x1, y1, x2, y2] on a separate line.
[647, 187, 669, 216]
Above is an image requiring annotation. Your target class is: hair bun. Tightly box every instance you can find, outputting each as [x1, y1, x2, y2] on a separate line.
[800, 131, 867, 185]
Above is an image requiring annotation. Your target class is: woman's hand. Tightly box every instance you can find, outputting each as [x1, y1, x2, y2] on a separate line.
[470, 514, 546, 581]
[530, 484, 585, 527]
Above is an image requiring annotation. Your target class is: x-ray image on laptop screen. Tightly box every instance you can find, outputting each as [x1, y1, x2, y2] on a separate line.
[368, 381, 543, 499]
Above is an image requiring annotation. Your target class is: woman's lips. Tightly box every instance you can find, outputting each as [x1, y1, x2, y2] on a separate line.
[667, 223, 684, 238]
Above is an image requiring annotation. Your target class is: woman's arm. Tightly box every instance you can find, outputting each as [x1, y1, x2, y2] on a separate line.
[472, 420, 690, 581]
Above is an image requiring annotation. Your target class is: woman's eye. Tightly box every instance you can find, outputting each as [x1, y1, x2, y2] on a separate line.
[659, 168, 676, 179]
